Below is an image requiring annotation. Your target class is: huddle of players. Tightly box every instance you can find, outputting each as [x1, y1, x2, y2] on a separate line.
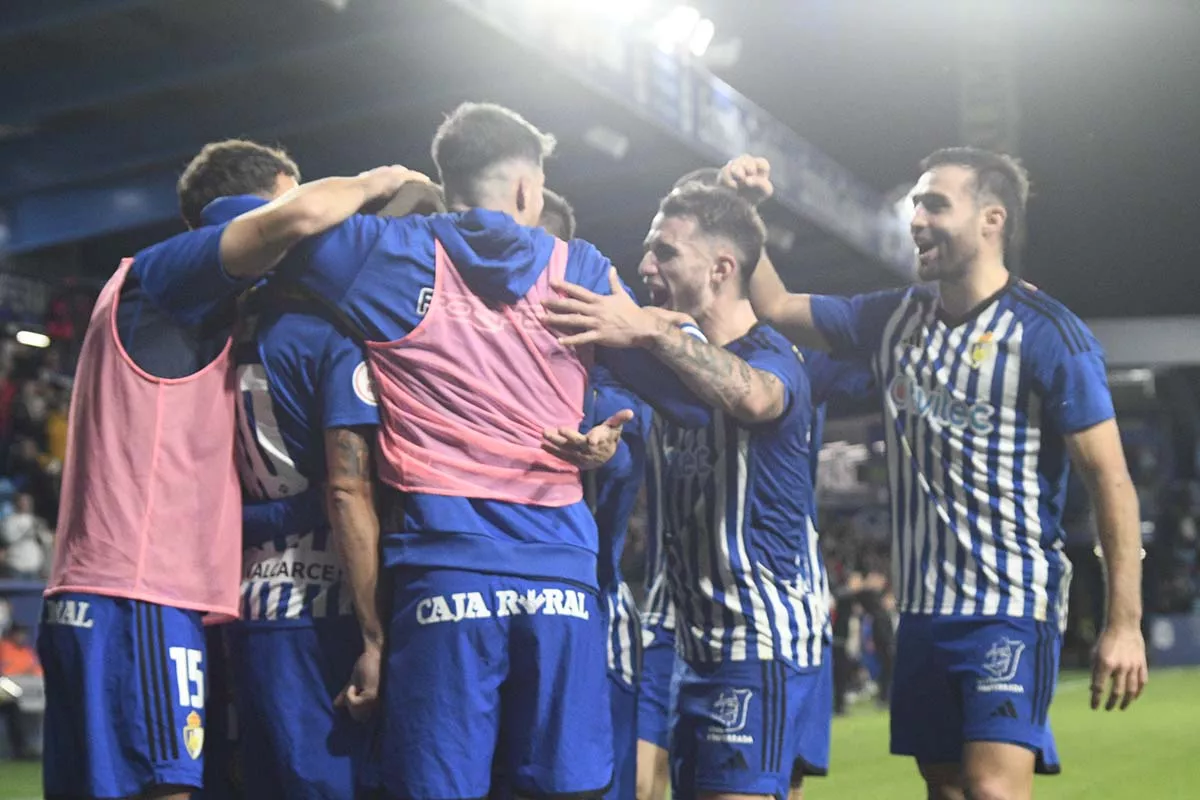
[35, 97, 1148, 800]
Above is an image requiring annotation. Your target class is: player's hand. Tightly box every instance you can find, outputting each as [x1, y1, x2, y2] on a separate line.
[335, 644, 382, 722]
[1090, 624, 1148, 711]
[542, 409, 635, 470]
[544, 268, 666, 349]
[359, 165, 433, 205]
[719, 155, 773, 205]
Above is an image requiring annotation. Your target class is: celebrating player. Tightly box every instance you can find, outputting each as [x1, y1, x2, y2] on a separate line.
[744, 148, 1148, 800]
[37, 139, 418, 800]
[280, 101, 656, 799]
[545, 183, 830, 800]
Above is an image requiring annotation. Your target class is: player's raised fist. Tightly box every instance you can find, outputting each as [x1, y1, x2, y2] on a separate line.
[719, 155, 773, 205]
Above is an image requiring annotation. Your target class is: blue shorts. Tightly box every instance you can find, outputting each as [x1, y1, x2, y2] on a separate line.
[227, 616, 368, 800]
[670, 659, 825, 800]
[606, 677, 638, 800]
[196, 626, 238, 800]
[791, 655, 833, 777]
[381, 568, 612, 799]
[890, 614, 1062, 774]
[637, 625, 677, 749]
[38, 593, 206, 798]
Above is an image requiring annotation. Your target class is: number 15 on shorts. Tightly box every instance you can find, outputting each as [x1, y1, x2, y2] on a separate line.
[168, 647, 204, 709]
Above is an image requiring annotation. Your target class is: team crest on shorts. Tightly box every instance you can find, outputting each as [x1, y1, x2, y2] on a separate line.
[967, 332, 995, 369]
[183, 711, 205, 760]
[977, 637, 1026, 694]
[706, 688, 754, 744]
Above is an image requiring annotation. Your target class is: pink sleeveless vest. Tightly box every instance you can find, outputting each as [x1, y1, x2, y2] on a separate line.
[367, 238, 590, 506]
[46, 259, 242, 622]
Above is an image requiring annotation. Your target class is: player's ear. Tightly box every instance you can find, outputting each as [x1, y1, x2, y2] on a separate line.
[712, 250, 738, 289]
[982, 203, 1006, 241]
[515, 177, 528, 214]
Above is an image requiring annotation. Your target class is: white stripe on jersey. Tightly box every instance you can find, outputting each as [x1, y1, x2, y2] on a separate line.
[240, 533, 349, 622]
[663, 414, 822, 669]
[606, 582, 640, 687]
[875, 288, 1074, 629]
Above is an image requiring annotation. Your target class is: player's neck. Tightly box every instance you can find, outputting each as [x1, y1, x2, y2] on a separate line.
[938, 258, 1010, 320]
[696, 298, 758, 347]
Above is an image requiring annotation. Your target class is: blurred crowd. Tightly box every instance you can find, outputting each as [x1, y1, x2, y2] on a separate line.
[0, 341, 71, 582]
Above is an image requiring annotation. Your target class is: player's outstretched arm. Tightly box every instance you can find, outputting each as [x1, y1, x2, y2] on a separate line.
[718, 154, 831, 351]
[219, 165, 429, 280]
[747, 251, 830, 351]
[325, 425, 384, 722]
[1067, 418, 1149, 711]
[545, 269, 786, 424]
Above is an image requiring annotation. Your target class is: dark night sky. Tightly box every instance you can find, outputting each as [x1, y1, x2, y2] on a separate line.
[703, 0, 1200, 317]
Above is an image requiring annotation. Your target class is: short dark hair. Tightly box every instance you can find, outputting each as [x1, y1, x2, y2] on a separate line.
[659, 184, 766, 289]
[920, 147, 1030, 256]
[177, 140, 300, 229]
[540, 188, 576, 239]
[431, 102, 556, 206]
[671, 166, 721, 191]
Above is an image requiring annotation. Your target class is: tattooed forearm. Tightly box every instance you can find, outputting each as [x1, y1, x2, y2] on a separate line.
[646, 323, 786, 423]
[331, 427, 371, 480]
[324, 426, 382, 648]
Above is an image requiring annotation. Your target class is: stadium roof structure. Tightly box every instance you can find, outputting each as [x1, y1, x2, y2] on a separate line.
[0, 0, 912, 298]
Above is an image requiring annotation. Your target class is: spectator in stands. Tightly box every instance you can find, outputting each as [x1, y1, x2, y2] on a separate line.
[0, 623, 41, 760]
[44, 390, 68, 467]
[0, 494, 52, 579]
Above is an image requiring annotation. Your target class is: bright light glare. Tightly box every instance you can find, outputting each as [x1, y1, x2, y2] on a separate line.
[654, 5, 702, 53]
[598, 0, 651, 22]
[16, 330, 50, 348]
[688, 17, 715, 56]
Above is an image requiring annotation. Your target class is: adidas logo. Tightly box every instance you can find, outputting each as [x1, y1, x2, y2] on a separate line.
[989, 700, 1019, 720]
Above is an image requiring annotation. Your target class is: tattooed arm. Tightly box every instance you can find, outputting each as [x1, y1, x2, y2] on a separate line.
[643, 322, 786, 424]
[543, 268, 786, 424]
[325, 427, 382, 644]
[326, 425, 383, 721]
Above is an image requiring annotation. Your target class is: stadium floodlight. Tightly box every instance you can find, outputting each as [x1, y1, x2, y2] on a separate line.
[586, 0, 652, 23]
[16, 330, 50, 348]
[654, 5, 702, 54]
[688, 17, 715, 57]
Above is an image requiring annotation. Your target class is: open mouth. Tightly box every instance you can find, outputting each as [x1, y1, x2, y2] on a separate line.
[915, 239, 939, 266]
[645, 283, 669, 307]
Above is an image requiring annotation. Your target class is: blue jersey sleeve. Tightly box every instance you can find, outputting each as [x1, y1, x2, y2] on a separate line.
[742, 332, 810, 425]
[319, 329, 381, 430]
[809, 289, 908, 362]
[802, 349, 876, 406]
[130, 224, 245, 327]
[1031, 326, 1115, 434]
[289, 214, 390, 305]
[242, 489, 324, 548]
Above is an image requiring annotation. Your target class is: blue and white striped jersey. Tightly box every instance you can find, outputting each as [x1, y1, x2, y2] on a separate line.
[659, 324, 821, 669]
[584, 365, 652, 687]
[234, 290, 379, 625]
[811, 278, 1115, 631]
[641, 414, 676, 640]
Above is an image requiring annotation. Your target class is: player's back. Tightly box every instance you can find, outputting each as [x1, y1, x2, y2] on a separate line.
[288, 210, 622, 589]
[234, 288, 367, 623]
